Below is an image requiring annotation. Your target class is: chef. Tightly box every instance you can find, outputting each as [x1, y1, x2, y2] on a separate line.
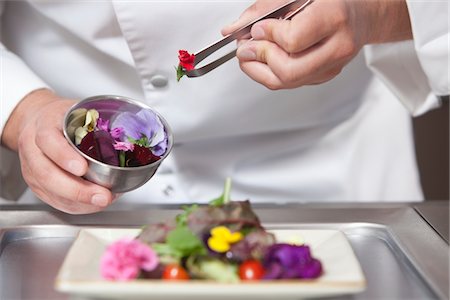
[0, 0, 448, 214]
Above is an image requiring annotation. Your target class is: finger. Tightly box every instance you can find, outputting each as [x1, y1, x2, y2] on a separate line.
[22, 142, 113, 207]
[221, 0, 288, 35]
[250, 4, 336, 54]
[237, 35, 348, 88]
[36, 126, 88, 177]
[18, 149, 105, 214]
[238, 60, 284, 90]
[33, 99, 87, 176]
[238, 40, 306, 85]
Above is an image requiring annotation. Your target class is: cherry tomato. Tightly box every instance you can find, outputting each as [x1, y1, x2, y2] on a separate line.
[162, 264, 190, 280]
[238, 260, 265, 280]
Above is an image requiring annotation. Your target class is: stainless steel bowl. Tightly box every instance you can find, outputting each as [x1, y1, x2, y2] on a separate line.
[63, 95, 173, 193]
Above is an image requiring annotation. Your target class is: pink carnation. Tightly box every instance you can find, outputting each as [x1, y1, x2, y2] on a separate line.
[114, 141, 135, 151]
[100, 238, 159, 281]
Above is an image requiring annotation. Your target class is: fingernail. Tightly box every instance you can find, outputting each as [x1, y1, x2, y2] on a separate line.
[252, 25, 265, 39]
[91, 194, 109, 206]
[68, 160, 84, 175]
[238, 48, 256, 61]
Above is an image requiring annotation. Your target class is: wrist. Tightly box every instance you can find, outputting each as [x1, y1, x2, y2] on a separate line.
[364, 0, 413, 45]
[1, 88, 60, 151]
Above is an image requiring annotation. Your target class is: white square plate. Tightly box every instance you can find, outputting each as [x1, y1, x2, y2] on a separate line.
[55, 228, 366, 299]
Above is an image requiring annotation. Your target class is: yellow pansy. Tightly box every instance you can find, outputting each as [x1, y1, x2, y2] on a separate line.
[207, 226, 243, 253]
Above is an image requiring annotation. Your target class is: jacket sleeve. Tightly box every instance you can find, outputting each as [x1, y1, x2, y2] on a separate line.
[364, 0, 449, 116]
[0, 2, 49, 139]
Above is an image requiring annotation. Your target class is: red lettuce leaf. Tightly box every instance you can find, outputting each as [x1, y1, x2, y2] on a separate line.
[186, 200, 263, 236]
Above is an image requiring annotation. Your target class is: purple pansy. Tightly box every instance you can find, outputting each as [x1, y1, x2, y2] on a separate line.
[111, 109, 167, 156]
[110, 127, 124, 140]
[262, 244, 322, 279]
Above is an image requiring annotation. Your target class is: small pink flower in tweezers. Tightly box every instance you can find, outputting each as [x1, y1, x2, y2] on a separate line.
[100, 238, 159, 281]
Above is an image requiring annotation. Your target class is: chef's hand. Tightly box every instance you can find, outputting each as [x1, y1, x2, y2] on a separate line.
[1, 88, 114, 214]
[222, 0, 412, 90]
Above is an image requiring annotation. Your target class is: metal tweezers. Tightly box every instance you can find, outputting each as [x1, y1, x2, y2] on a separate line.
[185, 0, 313, 78]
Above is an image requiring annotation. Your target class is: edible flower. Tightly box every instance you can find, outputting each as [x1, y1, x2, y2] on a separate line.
[207, 226, 243, 253]
[176, 50, 195, 81]
[178, 50, 195, 70]
[74, 109, 99, 145]
[100, 238, 159, 281]
[262, 243, 322, 279]
[73, 107, 168, 167]
[113, 141, 135, 152]
[111, 109, 168, 156]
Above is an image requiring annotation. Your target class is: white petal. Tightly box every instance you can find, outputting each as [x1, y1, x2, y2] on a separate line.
[74, 127, 88, 145]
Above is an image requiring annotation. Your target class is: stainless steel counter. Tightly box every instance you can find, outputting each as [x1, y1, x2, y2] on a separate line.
[0, 202, 448, 300]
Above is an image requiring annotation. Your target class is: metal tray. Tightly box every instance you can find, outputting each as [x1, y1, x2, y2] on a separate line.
[0, 223, 439, 300]
[0, 204, 447, 300]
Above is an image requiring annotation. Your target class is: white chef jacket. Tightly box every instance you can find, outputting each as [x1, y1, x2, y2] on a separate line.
[0, 1, 448, 204]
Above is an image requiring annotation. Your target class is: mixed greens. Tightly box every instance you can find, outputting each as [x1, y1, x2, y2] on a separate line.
[100, 179, 322, 282]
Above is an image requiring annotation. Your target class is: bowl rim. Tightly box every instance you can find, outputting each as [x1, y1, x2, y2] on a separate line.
[62, 94, 174, 171]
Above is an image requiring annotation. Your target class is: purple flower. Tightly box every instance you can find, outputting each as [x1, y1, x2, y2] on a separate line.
[262, 244, 322, 279]
[110, 127, 124, 140]
[111, 109, 167, 155]
[97, 118, 110, 132]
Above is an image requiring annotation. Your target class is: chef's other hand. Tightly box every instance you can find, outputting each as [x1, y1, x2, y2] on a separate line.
[1, 89, 114, 214]
[222, 0, 412, 90]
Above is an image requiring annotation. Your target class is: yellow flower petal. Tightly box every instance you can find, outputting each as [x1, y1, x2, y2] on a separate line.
[228, 232, 243, 243]
[210, 226, 231, 239]
[208, 236, 230, 253]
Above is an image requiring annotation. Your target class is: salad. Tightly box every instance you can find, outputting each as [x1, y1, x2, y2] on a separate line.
[100, 179, 322, 282]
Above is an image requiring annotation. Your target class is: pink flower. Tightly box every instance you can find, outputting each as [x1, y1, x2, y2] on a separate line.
[97, 118, 110, 132]
[110, 127, 124, 140]
[113, 141, 135, 151]
[100, 238, 159, 281]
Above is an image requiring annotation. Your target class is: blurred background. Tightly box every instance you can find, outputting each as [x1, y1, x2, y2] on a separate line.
[413, 96, 449, 200]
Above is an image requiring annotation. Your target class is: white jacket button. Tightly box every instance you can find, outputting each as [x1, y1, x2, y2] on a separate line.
[150, 75, 168, 87]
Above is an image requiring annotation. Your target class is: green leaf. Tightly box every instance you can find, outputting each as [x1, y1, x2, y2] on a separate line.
[176, 65, 185, 82]
[128, 135, 150, 147]
[151, 243, 183, 264]
[166, 226, 207, 257]
[176, 204, 199, 227]
[209, 177, 232, 206]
